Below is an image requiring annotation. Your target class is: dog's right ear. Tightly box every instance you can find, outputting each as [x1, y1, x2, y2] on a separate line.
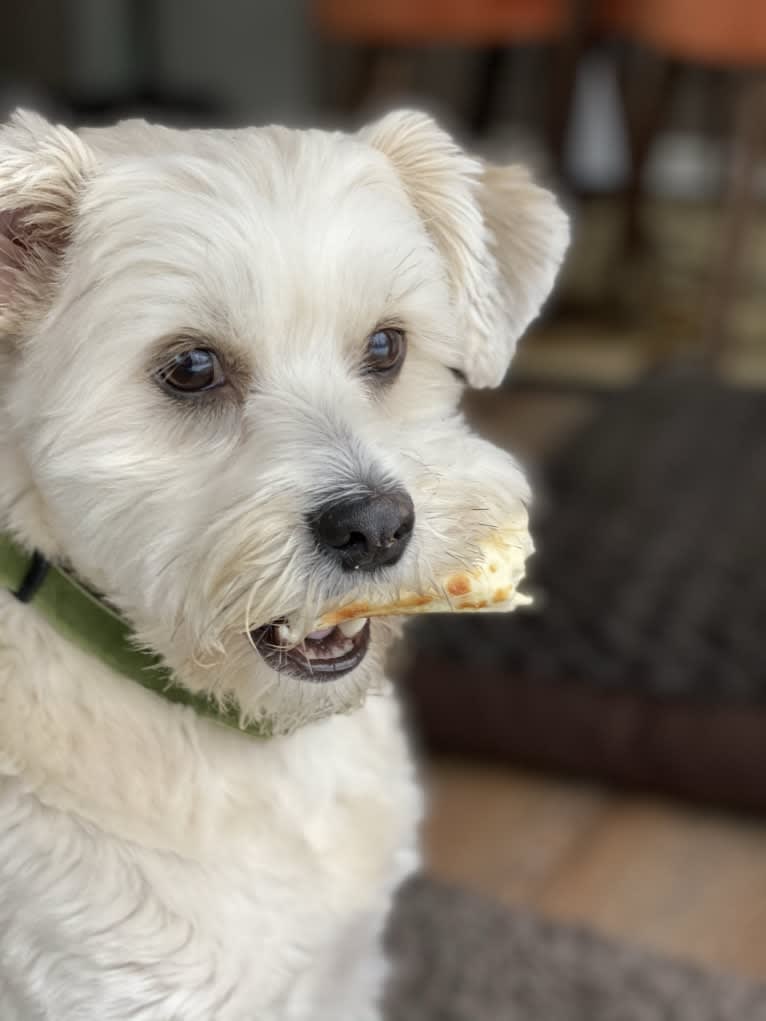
[0, 110, 94, 334]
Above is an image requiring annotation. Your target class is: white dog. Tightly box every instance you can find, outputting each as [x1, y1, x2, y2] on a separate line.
[0, 108, 567, 1020]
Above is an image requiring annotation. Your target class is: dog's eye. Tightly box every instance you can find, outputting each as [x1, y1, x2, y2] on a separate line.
[364, 328, 406, 379]
[156, 348, 225, 395]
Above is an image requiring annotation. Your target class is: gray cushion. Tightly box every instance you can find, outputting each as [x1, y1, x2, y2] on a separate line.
[403, 372, 766, 811]
[386, 877, 766, 1021]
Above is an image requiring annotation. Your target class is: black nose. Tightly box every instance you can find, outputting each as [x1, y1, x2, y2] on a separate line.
[311, 489, 415, 572]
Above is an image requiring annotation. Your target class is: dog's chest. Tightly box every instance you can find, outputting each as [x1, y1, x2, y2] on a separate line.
[0, 699, 421, 1021]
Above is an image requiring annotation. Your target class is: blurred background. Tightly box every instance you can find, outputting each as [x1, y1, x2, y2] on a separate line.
[5, 0, 766, 1010]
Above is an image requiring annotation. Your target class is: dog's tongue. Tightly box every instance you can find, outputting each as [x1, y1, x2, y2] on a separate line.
[305, 626, 334, 641]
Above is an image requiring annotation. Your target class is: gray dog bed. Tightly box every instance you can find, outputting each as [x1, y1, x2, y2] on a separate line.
[385, 877, 766, 1020]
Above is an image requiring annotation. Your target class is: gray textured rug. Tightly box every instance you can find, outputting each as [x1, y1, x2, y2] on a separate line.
[386, 877, 766, 1020]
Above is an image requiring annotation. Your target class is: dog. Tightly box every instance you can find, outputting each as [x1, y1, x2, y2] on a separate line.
[0, 108, 568, 1019]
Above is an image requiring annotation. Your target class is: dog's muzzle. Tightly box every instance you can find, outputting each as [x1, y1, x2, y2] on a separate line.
[249, 617, 371, 682]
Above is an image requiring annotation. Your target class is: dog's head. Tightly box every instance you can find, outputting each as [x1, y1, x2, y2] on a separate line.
[0, 109, 568, 731]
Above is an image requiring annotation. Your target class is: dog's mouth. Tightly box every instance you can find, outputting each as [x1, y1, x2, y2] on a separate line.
[249, 618, 371, 682]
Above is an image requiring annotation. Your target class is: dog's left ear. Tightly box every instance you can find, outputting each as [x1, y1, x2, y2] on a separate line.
[360, 110, 569, 387]
[0, 109, 95, 334]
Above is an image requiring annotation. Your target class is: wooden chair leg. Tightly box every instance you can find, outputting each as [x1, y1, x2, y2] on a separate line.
[338, 45, 417, 118]
[338, 44, 385, 115]
[620, 52, 681, 255]
[470, 46, 506, 138]
[547, 0, 594, 186]
[702, 73, 766, 365]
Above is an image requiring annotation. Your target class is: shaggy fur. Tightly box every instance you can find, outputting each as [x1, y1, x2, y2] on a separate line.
[0, 109, 568, 1019]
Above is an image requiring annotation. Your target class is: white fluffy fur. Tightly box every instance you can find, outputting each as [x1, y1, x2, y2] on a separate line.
[0, 109, 567, 1019]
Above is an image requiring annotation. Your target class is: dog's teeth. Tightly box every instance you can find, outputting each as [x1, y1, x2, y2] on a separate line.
[276, 623, 293, 646]
[338, 617, 367, 638]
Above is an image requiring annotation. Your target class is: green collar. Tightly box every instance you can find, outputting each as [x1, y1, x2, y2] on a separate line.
[0, 533, 273, 738]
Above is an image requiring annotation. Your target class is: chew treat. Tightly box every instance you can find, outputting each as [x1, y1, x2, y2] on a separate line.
[316, 523, 533, 629]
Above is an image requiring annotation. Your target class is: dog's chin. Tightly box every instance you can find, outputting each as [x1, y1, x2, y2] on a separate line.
[249, 618, 371, 682]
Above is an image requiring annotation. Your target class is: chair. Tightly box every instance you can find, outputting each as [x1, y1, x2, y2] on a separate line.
[314, 0, 574, 137]
[600, 0, 766, 360]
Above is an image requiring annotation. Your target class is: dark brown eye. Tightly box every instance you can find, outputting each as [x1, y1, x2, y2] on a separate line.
[364, 328, 406, 379]
[156, 348, 225, 395]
